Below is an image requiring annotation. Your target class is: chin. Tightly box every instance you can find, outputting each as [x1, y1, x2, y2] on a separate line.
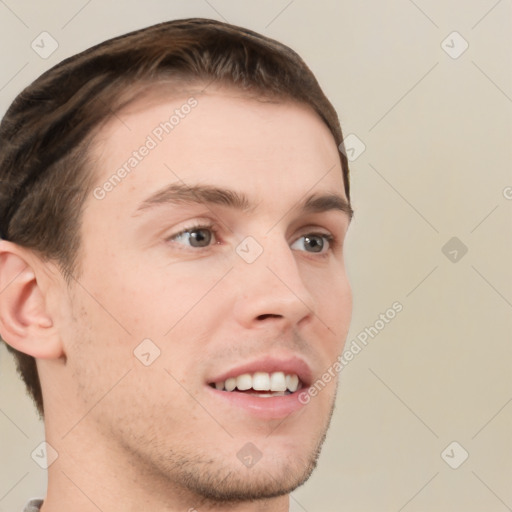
[179, 452, 319, 504]
[166, 425, 329, 505]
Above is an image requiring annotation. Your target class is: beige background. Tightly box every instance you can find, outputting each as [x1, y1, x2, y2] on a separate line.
[1, 1, 511, 511]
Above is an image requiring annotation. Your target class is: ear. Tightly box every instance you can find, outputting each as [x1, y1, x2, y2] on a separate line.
[0, 240, 64, 359]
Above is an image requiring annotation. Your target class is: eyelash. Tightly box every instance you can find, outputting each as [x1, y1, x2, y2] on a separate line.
[165, 222, 338, 255]
[165, 222, 221, 246]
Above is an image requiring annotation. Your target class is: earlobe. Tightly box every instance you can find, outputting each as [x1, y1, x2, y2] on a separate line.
[0, 241, 64, 359]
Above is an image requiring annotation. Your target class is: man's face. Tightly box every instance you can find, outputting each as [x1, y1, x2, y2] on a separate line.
[54, 87, 352, 501]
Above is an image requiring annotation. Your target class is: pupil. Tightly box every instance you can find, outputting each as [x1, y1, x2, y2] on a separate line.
[305, 235, 323, 252]
[190, 229, 211, 247]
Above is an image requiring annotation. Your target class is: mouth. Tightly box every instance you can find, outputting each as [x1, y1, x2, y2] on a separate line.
[205, 357, 312, 419]
[208, 371, 303, 397]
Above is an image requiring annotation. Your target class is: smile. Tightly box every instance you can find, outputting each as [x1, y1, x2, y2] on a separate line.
[209, 371, 302, 397]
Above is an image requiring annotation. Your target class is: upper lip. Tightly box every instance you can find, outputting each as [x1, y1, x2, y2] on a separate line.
[207, 355, 313, 388]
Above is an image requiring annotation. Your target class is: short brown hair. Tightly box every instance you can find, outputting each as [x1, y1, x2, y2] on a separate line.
[0, 18, 351, 417]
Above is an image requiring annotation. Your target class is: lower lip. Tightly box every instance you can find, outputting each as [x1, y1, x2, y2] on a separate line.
[206, 386, 307, 419]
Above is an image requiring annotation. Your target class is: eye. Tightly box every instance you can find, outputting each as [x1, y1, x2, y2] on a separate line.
[168, 226, 215, 248]
[291, 233, 333, 254]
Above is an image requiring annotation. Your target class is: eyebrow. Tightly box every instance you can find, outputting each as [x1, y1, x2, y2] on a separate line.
[134, 183, 353, 220]
[302, 193, 353, 219]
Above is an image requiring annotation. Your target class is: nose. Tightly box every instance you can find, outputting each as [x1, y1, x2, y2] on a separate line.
[232, 236, 315, 330]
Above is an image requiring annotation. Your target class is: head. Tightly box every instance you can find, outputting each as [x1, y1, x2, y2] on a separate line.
[0, 18, 352, 505]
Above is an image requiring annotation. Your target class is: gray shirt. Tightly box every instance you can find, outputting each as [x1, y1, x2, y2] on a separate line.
[22, 499, 43, 512]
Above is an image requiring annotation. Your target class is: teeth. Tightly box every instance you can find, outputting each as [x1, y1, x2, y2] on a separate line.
[286, 374, 299, 393]
[225, 377, 237, 391]
[270, 372, 287, 392]
[212, 371, 301, 393]
[236, 374, 252, 391]
[253, 372, 270, 391]
[252, 391, 286, 398]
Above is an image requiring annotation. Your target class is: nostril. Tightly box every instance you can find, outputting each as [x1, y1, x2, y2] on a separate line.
[256, 314, 281, 321]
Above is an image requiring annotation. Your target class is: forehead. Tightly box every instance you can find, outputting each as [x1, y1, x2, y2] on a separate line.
[89, 87, 346, 212]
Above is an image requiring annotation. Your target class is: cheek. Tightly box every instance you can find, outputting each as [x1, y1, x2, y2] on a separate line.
[131, 272, 230, 340]
[80, 251, 230, 340]
[311, 265, 352, 337]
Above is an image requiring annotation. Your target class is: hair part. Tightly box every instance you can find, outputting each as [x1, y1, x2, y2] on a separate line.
[0, 18, 351, 417]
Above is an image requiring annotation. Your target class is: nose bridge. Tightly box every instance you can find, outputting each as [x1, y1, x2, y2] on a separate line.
[233, 233, 314, 325]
